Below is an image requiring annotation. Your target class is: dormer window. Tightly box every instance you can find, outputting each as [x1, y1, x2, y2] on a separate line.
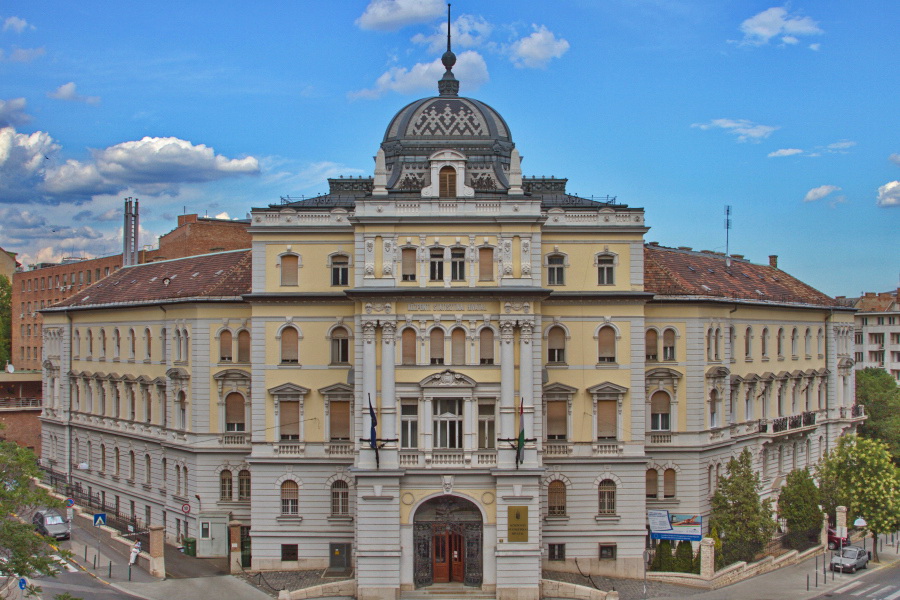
[439, 166, 457, 197]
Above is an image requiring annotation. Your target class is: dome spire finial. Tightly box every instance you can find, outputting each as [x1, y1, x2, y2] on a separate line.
[438, 3, 459, 96]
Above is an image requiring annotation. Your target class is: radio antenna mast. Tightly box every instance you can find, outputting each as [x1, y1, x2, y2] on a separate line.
[724, 205, 732, 269]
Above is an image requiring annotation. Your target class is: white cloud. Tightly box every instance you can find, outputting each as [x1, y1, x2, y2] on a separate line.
[509, 25, 569, 69]
[768, 148, 803, 158]
[412, 14, 493, 54]
[0, 97, 31, 127]
[48, 82, 101, 105]
[0, 127, 60, 201]
[356, 0, 444, 32]
[3, 16, 30, 33]
[214, 211, 230, 220]
[349, 50, 488, 99]
[3, 46, 45, 62]
[876, 181, 900, 207]
[889, 154, 900, 167]
[804, 184, 840, 202]
[691, 118, 778, 142]
[738, 7, 823, 47]
[809, 43, 821, 51]
[826, 140, 856, 151]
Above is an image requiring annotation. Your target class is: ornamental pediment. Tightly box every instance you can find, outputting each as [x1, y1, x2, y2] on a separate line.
[419, 370, 476, 388]
[214, 368, 251, 382]
[543, 382, 578, 394]
[269, 382, 310, 395]
[587, 381, 628, 396]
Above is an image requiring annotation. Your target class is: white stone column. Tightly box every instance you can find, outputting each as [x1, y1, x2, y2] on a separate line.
[519, 320, 534, 466]
[381, 322, 397, 442]
[499, 320, 516, 467]
[361, 319, 378, 469]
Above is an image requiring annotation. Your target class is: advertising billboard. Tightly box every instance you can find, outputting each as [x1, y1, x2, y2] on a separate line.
[648, 510, 702, 542]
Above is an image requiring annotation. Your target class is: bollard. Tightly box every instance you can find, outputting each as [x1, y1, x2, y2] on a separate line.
[807, 574, 809, 591]
[84, 545, 88, 561]
[129, 565, 132, 581]
[93, 554, 97, 570]
[815, 570, 818, 587]
[108, 560, 112, 578]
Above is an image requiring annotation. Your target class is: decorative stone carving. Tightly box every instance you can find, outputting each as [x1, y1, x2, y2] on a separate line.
[381, 322, 396, 341]
[500, 321, 516, 343]
[362, 321, 377, 344]
[365, 302, 393, 314]
[364, 263, 375, 276]
[441, 475, 454, 493]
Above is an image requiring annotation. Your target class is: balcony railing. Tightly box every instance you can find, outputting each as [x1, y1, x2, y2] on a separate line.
[0, 398, 42, 408]
[544, 443, 573, 456]
[326, 442, 354, 456]
[771, 417, 788, 433]
[648, 433, 672, 444]
[802, 411, 816, 426]
[758, 419, 769, 433]
[220, 433, 247, 445]
[851, 404, 866, 418]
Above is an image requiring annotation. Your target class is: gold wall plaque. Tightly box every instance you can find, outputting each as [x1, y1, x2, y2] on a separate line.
[508, 506, 528, 542]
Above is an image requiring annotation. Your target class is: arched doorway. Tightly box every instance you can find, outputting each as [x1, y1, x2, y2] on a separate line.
[413, 495, 483, 588]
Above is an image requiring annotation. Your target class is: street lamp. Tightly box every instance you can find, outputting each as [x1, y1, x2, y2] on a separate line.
[854, 517, 867, 555]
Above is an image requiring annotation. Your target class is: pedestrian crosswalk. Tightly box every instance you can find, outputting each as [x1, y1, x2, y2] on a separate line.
[831, 580, 900, 599]
[51, 554, 78, 573]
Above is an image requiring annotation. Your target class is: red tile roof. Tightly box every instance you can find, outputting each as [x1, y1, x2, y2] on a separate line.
[853, 292, 898, 313]
[50, 250, 251, 310]
[644, 245, 837, 307]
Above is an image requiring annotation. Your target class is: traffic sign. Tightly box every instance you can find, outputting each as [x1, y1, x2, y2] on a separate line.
[18, 578, 26, 590]
[93, 513, 107, 527]
[181, 503, 190, 514]
[65, 498, 75, 507]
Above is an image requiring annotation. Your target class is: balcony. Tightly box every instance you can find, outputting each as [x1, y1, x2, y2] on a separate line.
[648, 433, 672, 445]
[840, 405, 866, 419]
[544, 443, 573, 457]
[219, 433, 248, 445]
[274, 443, 305, 456]
[398, 449, 498, 468]
[769, 411, 818, 436]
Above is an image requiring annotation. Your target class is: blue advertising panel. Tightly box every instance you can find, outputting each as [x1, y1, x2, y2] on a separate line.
[648, 511, 702, 542]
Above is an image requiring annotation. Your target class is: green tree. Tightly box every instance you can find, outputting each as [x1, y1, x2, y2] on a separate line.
[0, 436, 68, 597]
[710, 449, 776, 565]
[673, 540, 694, 573]
[0, 274, 10, 367]
[816, 434, 900, 561]
[856, 368, 900, 464]
[650, 539, 674, 571]
[778, 468, 822, 549]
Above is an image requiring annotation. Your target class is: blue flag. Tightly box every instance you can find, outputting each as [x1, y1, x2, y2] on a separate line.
[369, 395, 380, 468]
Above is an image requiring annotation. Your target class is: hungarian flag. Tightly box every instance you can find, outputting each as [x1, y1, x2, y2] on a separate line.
[515, 397, 525, 468]
[369, 395, 379, 468]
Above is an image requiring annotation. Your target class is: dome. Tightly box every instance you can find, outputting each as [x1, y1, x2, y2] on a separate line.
[383, 96, 512, 146]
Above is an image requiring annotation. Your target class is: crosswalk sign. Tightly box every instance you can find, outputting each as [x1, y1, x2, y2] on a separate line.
[93, 513, 106, 527]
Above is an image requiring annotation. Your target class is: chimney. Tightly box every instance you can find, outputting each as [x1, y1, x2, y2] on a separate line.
[769, 255, 778, 269]
[123, 199, 132, 266]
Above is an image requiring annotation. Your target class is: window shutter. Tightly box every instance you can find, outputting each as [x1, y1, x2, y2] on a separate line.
[645, 330, 657, 358]
[479, 329, 494, 362]
[451, 329, 466, 365]
[598, 327, 616, 361]
[281, 255, 298, 286]
[663, 469, 676, 497]
[548, 327, 565, 351]
[237, 331, 251, 362]
[280, 400, 300, 438]
[402, 329, 416, 364]
[330, 401, 350, 440]
[430, 330, 444, 362]
[220, 331, 233, 361]
[547, 400, 567, 438]
[225, 393, 245, 425]
[402, 249, 416, 276]
[478, 248, 493, 280]
[281, 327, 299, 363]
[650, 391, 670, 414]
[646, 470, 658, 497]
[596, 400, 617, 438]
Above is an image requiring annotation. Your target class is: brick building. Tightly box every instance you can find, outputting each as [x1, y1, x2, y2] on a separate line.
[10, 212, 251, 372]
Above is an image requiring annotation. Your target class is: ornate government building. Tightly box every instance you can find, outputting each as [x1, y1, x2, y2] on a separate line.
[39, 44, 862, 600]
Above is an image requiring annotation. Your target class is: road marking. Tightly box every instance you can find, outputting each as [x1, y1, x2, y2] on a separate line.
[52, 555, 78, 573]
[852, 584, 880, 596]
[882, 588, 900, 600]
[833, 581, 863, 594]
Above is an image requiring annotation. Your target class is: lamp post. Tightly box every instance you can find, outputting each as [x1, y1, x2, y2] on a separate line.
[642, 549, 651, 599]
[854, 517, 867, 555]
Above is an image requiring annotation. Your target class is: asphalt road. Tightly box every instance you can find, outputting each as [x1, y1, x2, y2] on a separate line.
[810, 561, 900, 600]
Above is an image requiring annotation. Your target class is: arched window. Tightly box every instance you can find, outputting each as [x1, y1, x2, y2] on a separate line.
[761, 328, 769, 357]
[430, 329, 445, 365]
[145, 454, 152, 484]
[663, 329, 676, 361]
[145, 328, 152, 359]
[73, 330, 80, 357]
[645, 329, 658, 361]
[645, 469, 658, 499]
[330, 327, 349, 365]
[707, 328, 714, 361]
[219, 330, 233, 362]
[714, 328, 721, 360]
[439, 166, 456, 197]
[598, 480, 616, 515]
[745, 327, 752, 358]
[129, 450, 136, 481]
[114, 447, 121, 476]
[708, 465, 715, 494]
[330, 254, 349, 287]
[182, 466, 189, 496]
[451, 328, 466, 365]
[237, 330, 251, 363]
[547, 326, 566, 364]
[777, 328, 785, 357]
[663, 469, 676, 498]
[479, 328, 494, 365]
[220, 470, 233, 501]
[87, 329, 94, 355]
[177, 390, 188, 429]
[281, 254, 299, 286]
[225, 392, 245, 432]
[331, 480, 349, 516]
[817, 328, 824, 356]
[181, 329, 189, 363]
[100, 444, 107, 473]
[238, 470, 251, 501]
[598, 326, 616, 363]
[281, 481, 299, 515]
[547, 254, 565, 286]
[113, 329, 121, 359]
[281, 326, 299, 364]
[804, 328, 811, 357]
[791, 328, 798, 356]
[709, 389, 719, 427]
[129, 329, 136, 359]
[401, 328, 417, 365]
[597, 255, 615, 285]
[100, 329, 107, 357]
[650, 391, 671, 431]
[548, 480, 566, 516]
[173, 330, 181, 361]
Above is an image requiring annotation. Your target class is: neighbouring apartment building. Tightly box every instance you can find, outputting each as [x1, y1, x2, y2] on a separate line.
[840, 289, 900, 383]
[38, 52, 862, 600]
[11, 214, 251, 372]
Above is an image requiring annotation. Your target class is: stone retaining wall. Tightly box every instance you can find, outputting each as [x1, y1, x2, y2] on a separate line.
[540, 578, 619, 600]
[278, 579, 357, 599]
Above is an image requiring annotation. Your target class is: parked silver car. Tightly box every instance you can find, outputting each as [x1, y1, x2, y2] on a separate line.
[830, 545, 869, 573]
[33, 509, 70, 541]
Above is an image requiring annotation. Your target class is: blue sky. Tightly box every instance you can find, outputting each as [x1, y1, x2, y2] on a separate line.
[0, 0, 896, 296]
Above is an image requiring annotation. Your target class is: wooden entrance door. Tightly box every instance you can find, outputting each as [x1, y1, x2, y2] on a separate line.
[432, 530, 464, 583]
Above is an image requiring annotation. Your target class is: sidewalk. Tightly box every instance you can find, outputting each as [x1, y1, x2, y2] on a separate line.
[649, 533, 900, 600]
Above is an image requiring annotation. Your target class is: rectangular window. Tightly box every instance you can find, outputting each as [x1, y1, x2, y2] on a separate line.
[331, 337, 349, 364]
[450, 249, 466, 281]
[201, 522, 211, 539]
[547, 255, 565, 286]
[432, 398, 462, 449]
[280, 399, 300, 440]
[546, 400, 567, 440]
[596, 399, 617, 439]
[329, 400, 351, 441]
[478, 247, 493, 281]
[549, 544, 565, 561]
[401, 402, 418, 449]
[597, 257, 614, 285]
[401, 248, 417, 281]
[331, 257, 349, 286]
[651, 412, 670, 431]
[477, 403, 495, 449]
[599, 544, 617, 559]
[429, 249, 444, 281]
[281, 544, 299, 562]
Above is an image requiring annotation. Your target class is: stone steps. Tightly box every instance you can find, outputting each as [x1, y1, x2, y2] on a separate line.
[400, 583, 495, 600]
